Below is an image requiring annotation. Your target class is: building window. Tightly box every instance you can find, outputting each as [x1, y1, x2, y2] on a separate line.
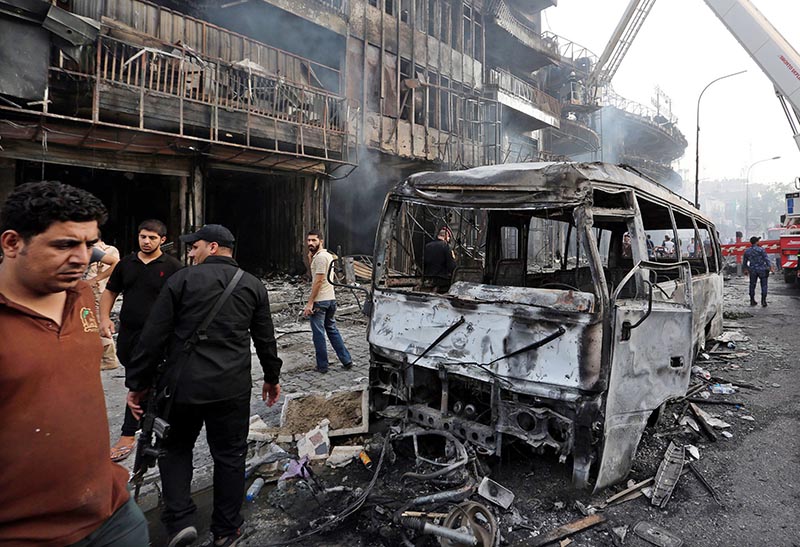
[385, 0, 396, 16]
[473, 12, 483, 59]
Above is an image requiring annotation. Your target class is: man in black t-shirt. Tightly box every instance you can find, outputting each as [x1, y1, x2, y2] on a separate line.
[100, 219, 182, 462]
[423, 227, 457, 292]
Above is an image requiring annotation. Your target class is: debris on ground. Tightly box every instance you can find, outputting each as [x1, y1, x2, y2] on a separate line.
[530, 514, 606, 546]
[650, 442, 685, 508]
[633, 521, 684, 547]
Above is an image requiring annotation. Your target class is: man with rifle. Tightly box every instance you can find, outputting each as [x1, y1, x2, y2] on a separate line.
[126, 224, 282, 547]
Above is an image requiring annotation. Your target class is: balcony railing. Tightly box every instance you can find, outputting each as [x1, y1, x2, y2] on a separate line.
[541, 32, 598, 73]
[486, 0, 557, 55]
[44, 35, 357, 164]
[71, 0, 342, 94]
[488, 69, 561, 119]
[603, 89, 686, 147]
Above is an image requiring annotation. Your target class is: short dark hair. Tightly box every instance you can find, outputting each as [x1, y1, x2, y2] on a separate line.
[138, 219, 167, 237]
[307, 229, 324, 239]
[0, 181, 107, 240]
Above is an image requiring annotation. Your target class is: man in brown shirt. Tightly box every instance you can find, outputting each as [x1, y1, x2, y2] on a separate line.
[0, 182, 148, 546]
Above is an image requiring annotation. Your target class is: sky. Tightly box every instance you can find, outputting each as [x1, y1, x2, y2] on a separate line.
[542, 0, 800, 197]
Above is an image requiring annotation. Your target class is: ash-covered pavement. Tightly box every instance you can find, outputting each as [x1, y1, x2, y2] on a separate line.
[103, 275, 800, 546]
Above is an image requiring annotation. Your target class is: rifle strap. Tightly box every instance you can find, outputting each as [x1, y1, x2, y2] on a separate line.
[161, 268, 245, 418]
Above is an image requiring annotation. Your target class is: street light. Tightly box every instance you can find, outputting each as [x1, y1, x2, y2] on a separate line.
[745, 155, 781, 237]
[695, 70, 747, 208]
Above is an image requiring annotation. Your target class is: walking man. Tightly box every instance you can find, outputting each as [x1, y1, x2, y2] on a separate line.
[303, 229, 352, 373]
[0, 181, 148, 545]
[743, 236, 773, 306]
[126, 224, 283, 547]
[100, 219, 182, 462]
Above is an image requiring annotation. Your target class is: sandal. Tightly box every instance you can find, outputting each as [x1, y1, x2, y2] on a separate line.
[110, 438, 136, 462]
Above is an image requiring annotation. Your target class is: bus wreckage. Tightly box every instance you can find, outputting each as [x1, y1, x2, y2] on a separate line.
[363, 162, 723, 490]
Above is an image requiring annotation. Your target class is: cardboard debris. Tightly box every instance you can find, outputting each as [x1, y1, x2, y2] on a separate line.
[716, 331, 749, 343]
[326, 445, 363, 468]
[247, 415, 273, 443]
[296, 419, 330, 461]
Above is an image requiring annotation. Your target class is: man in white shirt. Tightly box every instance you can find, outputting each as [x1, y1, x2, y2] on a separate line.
[663, 234, 675, 256]
[302, 230, 353, 373]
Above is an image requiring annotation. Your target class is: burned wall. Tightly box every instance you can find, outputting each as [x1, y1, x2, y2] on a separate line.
[206, 170, 328, 275]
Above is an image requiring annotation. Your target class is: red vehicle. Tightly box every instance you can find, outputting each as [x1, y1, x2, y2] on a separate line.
[778, 191, 800, 283]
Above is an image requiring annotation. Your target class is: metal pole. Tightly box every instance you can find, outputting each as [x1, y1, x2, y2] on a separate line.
[695, 70, 746, 208]
[745, 155, 781, 237]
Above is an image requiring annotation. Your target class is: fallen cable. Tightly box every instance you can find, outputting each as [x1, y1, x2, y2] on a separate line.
[259, 433, 392, 546]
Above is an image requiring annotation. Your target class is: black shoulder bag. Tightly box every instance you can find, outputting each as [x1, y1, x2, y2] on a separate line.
[131, 268, 245, 498]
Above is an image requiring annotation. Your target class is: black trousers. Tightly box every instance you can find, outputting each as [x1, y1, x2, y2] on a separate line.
[116, 327, 142, 437]
[158, 396, 250, 538]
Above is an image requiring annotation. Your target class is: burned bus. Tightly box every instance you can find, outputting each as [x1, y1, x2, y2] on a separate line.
[365, 162, 723, 490]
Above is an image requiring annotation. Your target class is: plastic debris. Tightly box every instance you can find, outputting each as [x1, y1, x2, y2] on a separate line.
[246, 477, 265, 502]
[710, 383, 736, 395]
[739, 415, 756, 421]
[685, 445, 700, 461]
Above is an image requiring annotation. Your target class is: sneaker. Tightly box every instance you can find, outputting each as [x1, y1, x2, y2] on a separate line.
[750, 299, 757, 306]
[342, 362, 353, 370]
[315, 367, 329, 374]
[168, 526, 198, 547]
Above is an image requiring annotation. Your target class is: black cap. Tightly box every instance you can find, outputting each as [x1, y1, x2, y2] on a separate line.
[750, 236, 760, 245]
[180, 224, 235, 247]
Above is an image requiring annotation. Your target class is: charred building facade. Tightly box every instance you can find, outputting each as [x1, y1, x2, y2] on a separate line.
[0, 0, 685, 267]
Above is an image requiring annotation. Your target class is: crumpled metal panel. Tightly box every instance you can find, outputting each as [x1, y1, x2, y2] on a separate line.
[446, 281, 595, 313]
[594, 303, 693, 491]
[368, 288, 602, 393]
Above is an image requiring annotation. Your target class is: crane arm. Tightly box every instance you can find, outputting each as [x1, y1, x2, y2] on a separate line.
[586, 0, 657, 95]
[703, 0, 800, 152]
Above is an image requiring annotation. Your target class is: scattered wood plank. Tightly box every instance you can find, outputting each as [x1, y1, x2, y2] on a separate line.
[605, 477, 654, 505]
[530, 514, 606, 547]
[689, 402, 718, 442]
[687, 398, 745, 406]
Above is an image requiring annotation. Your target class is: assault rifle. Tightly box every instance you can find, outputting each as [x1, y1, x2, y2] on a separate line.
[130, 366, 170, 500]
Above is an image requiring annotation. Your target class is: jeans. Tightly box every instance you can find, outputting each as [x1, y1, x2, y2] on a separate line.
[749, 270, 768, 299]
[309, 300, 352, 371]
[68, 497, 149, 547]
[158, 396, 250, 538]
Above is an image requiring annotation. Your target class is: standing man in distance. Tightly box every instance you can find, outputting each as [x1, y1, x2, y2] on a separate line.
[743, 235, 773, 306]
[0, 181, 148, 545]
[303, 229, 353, 373]
[126, 224, 282, 547]
[85, 235, 120, 370]
[423, 227, 457, 292]
[100, 219, 182, 462]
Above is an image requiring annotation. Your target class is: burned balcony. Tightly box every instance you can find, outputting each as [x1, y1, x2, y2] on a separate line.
[487, 68, 560, 130]
[484, 0, 558, 74]
[28, 35, 358, 172]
